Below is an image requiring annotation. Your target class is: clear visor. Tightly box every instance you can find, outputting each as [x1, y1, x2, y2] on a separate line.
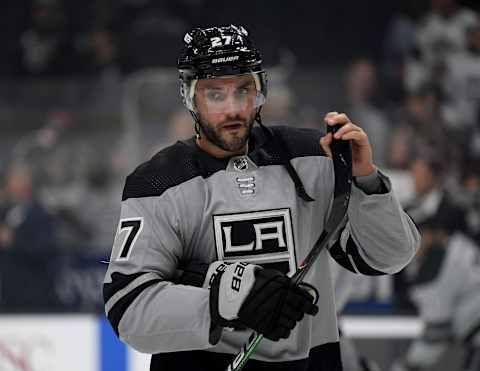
[186, 72, 266, 114]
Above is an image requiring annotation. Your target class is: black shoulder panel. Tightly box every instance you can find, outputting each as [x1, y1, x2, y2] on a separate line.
[122, 140, 229, 201]
[122, 141, 199, 201]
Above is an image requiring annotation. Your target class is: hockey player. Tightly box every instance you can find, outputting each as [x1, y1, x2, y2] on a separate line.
[103, 24, 420, 371]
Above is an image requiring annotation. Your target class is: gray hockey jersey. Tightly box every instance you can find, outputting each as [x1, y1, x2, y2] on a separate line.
[103, 125, 420, 369]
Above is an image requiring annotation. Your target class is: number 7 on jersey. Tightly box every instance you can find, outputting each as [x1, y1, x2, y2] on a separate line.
[115, 218, 143, 261]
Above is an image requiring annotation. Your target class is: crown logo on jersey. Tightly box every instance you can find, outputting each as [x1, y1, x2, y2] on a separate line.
[233, 157, 248, 172]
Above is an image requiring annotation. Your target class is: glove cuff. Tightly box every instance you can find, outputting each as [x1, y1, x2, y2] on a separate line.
[209, 262, 259, 332]
[203, 261, 229, 288]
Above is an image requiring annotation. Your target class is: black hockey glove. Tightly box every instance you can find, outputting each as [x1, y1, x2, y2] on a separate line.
[209, 262, 319, 343]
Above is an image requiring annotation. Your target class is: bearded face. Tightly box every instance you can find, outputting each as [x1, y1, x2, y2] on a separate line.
[194, 74, 258, 153]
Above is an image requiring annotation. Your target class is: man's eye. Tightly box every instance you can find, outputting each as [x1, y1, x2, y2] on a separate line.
[237, 87, 254, 97]
[206, 91, 225, 102]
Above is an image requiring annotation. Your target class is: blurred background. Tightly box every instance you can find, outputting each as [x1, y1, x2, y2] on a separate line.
[1, 0, 480, 370]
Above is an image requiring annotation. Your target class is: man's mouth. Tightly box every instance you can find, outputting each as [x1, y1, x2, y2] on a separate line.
[221, 121, 244, 130]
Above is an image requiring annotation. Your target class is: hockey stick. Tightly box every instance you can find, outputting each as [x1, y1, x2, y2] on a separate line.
[224, 124, 353, 371]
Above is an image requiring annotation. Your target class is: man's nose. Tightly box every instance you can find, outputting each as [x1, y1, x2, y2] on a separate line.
[222, 94, 242, 114]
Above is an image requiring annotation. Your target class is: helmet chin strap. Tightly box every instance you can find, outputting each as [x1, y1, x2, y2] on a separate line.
[189, 110, 202, 139]
[254, 107, 267, 131]
[255, 107, 315, 203]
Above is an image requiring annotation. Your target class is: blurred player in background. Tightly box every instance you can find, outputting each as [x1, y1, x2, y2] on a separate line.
[391, 156, 480, 371]
[390, 217, 480, 371]
[103, 24, 420, 371]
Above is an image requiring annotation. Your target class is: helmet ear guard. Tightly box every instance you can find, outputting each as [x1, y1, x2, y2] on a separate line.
[179, 75, 197, 111]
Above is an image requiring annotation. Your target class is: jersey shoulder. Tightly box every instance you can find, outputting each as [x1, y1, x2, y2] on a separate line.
[122, 140, 201, 201]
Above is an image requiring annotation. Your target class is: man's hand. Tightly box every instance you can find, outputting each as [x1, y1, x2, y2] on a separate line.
[320, 111, 375, 177]
[173, 261, 318, 343]
[209, 262, 318, 343]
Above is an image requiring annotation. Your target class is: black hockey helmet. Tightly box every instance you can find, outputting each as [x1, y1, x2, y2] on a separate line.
[177, 24, 267, 112]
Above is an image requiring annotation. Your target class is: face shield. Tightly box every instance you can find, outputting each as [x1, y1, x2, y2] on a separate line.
[182, 71, 267, 115]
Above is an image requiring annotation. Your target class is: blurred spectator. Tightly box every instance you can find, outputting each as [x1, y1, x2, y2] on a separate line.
[88, 29, 118, 73]
[74, 28, 123, 110]
[416, 0, 479, 68]
[72, 158, 121, 253]
[75, 28, 120, 77]
[344, 58, 390, 166]
[0, 164, 59, 311]
[12, 110, 74, 169]
[0, 165, 57, 252]
[393, 156, 466, 313]
[441, 20, 480, 129]
[11, 110, 80, 205]
[11, 110, 97, 250]
[388, 84, 453, 170]
[383, 2, 426, 104]
[401, 0, 479, 95]
[405, 156, 465, 234]
[458, 158, 480, 246]
[16, 0, 74, 77]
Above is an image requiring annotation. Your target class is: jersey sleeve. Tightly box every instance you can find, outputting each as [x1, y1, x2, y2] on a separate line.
[328, 169, 420, 275]
[103, 176, 212, 354]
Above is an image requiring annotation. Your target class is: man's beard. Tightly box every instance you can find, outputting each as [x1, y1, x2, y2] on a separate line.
[198, 114, 255, 152]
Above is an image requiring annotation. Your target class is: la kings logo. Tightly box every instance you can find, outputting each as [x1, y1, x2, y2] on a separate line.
[213, 209, 296, 275]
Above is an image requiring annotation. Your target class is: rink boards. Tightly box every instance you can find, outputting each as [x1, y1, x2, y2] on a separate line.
[0, 315, 421, 371]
